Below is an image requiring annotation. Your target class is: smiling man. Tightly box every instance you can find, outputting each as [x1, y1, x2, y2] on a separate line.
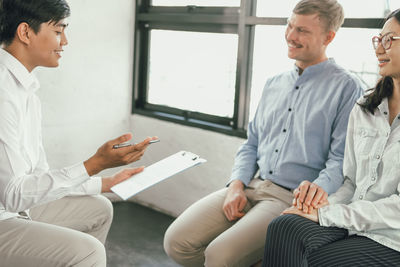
[163, 0, 365, 266]
[0, 0, 156, 266]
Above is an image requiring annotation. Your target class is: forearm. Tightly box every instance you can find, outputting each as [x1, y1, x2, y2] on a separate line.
[1, 162, 90, 212]
[228, 143, 258, 186]
[312, 161, 344, 195]
[327, 178, 355, 204]
[319, 195, 400, 231]
[68, 177, 102, 196]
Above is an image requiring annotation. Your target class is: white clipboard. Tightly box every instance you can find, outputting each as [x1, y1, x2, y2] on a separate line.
[111, 151, 206, 200]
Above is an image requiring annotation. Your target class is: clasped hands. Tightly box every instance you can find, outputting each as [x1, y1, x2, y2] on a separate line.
[222, 180, 329, 223]
[282, 180, 329, 223]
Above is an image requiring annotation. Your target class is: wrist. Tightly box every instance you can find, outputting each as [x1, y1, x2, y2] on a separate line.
[84, 157, 103, 176]
[229, 180, 244, 191]
[101, 177, 110, 193]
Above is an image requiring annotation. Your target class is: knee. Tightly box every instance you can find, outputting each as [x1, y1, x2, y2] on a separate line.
[163, 222, 187, 260]
[164, 221, 202, 265]
[267, 214, 312, 246]
[94, 195, 114, 223]
[204, 241, 236, 267]
[204, 243, 227, 267]
[268, 214, 299, 236]
[68, 233, 106, 266]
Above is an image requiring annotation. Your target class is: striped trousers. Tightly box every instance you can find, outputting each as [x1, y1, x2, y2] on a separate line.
[262, 214, 400, 267]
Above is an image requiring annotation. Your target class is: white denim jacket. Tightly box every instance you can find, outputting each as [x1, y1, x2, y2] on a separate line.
[319, 97, 400, 252]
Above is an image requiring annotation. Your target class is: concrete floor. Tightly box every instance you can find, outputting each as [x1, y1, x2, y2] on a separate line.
[105, 202, 180, 267]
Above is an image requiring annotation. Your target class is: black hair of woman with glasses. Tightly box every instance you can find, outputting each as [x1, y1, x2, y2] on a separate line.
[360, 9, 400, 113]
[262, 8, 400, 267]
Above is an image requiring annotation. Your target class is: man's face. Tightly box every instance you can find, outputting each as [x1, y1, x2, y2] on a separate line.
[285, 13, 330, 69]
[27, 18, 68, 70]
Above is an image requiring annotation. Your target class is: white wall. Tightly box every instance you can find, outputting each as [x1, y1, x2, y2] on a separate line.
[36, 0, 135, 169]
[129, 115, 244, 217]
[35, 0, 245, 218]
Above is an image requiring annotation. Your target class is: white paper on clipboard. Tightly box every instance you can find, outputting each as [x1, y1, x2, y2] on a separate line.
[111, 151, 206, 200]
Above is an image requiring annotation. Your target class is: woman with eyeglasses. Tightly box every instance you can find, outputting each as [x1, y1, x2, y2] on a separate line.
[262, 8, 400, 267]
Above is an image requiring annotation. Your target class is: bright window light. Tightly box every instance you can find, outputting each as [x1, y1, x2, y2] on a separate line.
[148, 30, 238, 117]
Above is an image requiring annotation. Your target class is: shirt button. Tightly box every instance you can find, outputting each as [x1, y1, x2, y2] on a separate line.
[376, 155, 380, 159]
[269, 171, 273, 174]
[371, 177, 376, 181]
[295, 86, 299, 90]
[275, 149, 278, 152]
[283, 129, 287, 133]
[384, 111, 388, 115]
[359, 195, 363, 200]
[288, 108, 292, 112]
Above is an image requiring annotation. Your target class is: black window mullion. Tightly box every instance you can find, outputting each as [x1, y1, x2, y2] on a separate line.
[147, 6, 239, 15]
[143, 103, 233, 126]
[233, 0, 256, 131]
[144, 22, 237, 34]
[134, 23, 151, 110]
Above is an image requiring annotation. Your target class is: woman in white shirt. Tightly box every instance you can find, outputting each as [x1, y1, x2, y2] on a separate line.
[262, 8, 400, 267]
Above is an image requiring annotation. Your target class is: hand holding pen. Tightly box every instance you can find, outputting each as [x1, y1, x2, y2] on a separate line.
[84, 133, 158, 176]
[113, 138, 160, 149]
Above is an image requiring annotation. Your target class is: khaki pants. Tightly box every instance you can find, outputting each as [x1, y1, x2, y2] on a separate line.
[0, 195, 113, 267]
[164, 179, 293, 267]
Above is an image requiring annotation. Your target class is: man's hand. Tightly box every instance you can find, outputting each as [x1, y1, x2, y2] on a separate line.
[101, 167, 144, 193]
[84, 133, 157, 176]
[282, 206, 319, 223]
[223, 180, 247, 221]
[292, 181, 328, 214]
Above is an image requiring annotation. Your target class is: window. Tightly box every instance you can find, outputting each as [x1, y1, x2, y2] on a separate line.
[133, 0, 391, 137]
[147, 30, 238, 118]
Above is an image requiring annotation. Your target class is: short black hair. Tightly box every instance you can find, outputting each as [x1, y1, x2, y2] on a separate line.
[0, 0, 70, 46]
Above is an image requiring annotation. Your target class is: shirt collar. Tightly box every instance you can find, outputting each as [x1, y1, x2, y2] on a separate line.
[377, 97, 389, 114]
[293, 58, 335, 76]
[0, 48, 40, 93]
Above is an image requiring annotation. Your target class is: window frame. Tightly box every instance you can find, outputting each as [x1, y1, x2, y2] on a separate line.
[132, 0, 384, 138]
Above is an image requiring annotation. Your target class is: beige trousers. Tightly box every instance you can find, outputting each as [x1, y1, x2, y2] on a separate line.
[0, 195, 113, 267]
[164, 179, 293, 267]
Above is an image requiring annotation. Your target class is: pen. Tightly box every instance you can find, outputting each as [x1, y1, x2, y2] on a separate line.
[113, 139, 160, 149]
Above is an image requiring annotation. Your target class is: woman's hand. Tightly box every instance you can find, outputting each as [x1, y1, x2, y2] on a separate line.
[101, 167, 145, 193]
[282, 206, 319, 223]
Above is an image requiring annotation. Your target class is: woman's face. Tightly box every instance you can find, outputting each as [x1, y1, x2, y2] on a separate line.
[375, 17, 400, 79]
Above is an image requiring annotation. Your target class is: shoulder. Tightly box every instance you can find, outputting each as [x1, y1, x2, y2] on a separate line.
[325, 61, 364, 87]
[0, 63, 15, 96]
[0, 64, 20, 115]
[321, 62, 365, 100]
[264, 70, 296, 88]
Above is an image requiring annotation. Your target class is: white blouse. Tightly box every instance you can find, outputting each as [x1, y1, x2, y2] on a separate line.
[319, 97, 400, 252]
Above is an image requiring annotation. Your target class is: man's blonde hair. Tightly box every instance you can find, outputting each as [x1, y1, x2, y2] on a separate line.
[293, 0, 344, 32]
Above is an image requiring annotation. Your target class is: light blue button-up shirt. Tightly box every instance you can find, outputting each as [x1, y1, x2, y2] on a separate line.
[229, 59, 364, 194]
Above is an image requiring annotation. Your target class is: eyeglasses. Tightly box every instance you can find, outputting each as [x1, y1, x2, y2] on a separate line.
[372, 33, 400, 50]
